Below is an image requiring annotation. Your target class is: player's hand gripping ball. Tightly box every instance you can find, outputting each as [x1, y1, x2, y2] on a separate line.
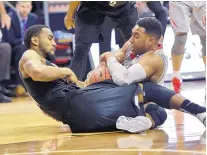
[84, 62, 112, 87]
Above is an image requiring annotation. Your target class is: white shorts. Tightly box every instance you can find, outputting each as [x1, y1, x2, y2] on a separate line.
[169, 1, 206, 36]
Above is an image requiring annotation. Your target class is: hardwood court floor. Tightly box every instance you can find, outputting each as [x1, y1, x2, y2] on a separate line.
[0, 81, 206, 155]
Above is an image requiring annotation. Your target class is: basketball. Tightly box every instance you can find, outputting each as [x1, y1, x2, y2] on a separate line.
[85, 62, 112, 86]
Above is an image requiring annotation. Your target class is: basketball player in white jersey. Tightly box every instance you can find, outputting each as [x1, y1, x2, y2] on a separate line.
[169, 1, 206, 93]
[100, 17, 169, 133]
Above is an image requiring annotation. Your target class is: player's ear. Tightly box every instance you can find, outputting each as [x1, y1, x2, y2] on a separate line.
[149, 37, 155, 43]
[31, 36, 39, 46]
[147, 37, 156, 47]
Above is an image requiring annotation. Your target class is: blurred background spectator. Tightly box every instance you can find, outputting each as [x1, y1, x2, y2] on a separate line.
[2, 1, 38, 96]
[0, 29, 13, 103]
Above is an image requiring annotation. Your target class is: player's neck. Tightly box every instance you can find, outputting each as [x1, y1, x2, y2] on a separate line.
[148, 44, 158, 52]
[30, 47, 45, 58]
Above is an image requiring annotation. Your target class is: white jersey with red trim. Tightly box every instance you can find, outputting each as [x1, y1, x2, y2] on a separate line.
[123, 46, 168, 86]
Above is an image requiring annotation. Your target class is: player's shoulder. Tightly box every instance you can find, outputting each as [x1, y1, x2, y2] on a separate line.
[154, 48, 168, 61]
[144, 51, 158, 57]
[142, 51, 163, 64]
[22, 50, 40, 60]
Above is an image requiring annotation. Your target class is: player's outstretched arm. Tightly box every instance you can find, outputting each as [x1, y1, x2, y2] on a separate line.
[22, 50, 77, 82]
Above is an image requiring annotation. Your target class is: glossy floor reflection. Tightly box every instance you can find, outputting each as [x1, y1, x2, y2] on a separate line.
[0, 81, 206, 155]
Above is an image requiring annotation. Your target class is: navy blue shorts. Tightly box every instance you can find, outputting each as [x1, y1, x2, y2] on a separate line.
[63, 81, 143, 133]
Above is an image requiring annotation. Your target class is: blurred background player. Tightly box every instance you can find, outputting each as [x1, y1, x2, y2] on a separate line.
[64, 1, 138, 81]
[169, 1, 206, 93]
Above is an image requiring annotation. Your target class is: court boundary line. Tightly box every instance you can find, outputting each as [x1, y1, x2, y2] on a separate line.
[10, 148, 206, 155]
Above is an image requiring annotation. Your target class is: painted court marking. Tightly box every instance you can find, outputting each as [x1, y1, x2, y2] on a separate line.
[10, 148, 206, 155]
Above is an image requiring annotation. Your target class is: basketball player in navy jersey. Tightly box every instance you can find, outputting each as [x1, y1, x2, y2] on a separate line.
[19, 25, 205, 133]
[64, 1, 138, 81]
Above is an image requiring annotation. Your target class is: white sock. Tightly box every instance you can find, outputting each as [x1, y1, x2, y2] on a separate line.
[173, 71, 181, 79]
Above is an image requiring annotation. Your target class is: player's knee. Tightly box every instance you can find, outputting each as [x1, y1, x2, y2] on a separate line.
[145, 103, 167, 129]
[199, 35, 206, 57]
[171, 33, 187, 55]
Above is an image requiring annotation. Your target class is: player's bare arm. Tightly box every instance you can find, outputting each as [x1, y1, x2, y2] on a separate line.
[21, 50, 77, 82]
[137, 52, 163, 79]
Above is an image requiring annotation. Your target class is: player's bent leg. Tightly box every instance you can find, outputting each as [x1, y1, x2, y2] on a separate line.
[144, 103, 167, 129]
[66, 82, 141, 133]
[143, 82, 206, 127]
[116, 103, 167, 133]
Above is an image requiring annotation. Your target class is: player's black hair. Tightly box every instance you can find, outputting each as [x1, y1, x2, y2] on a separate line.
[24, 24, 49, 49]
[136, 17, 163, 40]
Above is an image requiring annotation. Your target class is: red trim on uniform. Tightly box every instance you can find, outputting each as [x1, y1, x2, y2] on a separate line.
[154, 44, 162, 51]
[170, 19, 177, 28]
[130, 53, 136, 59]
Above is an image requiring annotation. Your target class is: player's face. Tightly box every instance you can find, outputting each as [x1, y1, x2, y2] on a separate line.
[38, 28, 57, 57]
[129, 26, 151, 55]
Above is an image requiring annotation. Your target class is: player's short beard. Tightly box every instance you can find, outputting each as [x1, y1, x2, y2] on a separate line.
[40, 48, 56, 63]
[45, 52, 56, 63]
